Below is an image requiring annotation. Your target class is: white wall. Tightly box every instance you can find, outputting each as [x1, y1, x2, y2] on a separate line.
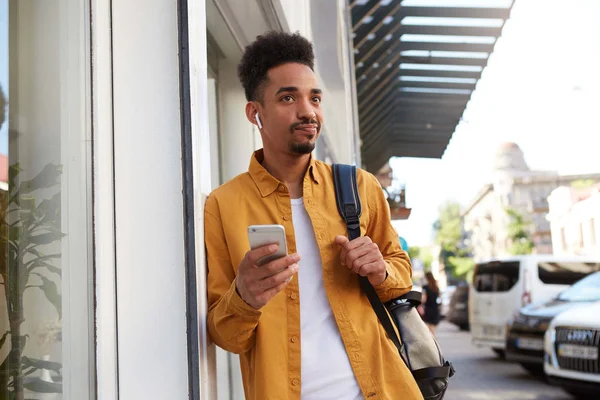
[548, 187, 600, 257]
[218, 60, 259, 182]
[279, 0, 311, 38]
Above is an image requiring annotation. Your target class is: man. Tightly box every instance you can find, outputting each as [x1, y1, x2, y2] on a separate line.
[205, 31, 422, 400]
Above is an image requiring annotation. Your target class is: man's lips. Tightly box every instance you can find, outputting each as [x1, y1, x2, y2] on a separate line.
[294, 125, 318, 135]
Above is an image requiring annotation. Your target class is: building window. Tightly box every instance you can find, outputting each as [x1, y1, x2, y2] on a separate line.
[1, 1, 94, 398]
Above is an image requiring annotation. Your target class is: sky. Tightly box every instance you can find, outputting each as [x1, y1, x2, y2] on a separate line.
[390, 0, 600, 247]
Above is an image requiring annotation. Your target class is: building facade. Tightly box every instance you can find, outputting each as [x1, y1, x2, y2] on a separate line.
[462, 142, 600, 262]
[547, 185, 600, 257]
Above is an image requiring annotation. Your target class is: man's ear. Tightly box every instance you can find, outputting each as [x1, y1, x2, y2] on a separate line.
[245, 102, 261, 128]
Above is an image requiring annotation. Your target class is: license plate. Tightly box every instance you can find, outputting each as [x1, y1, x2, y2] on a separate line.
[455, 303, 467, 310]
[482, 325, 503, 337]
[516, 337, 544, 351]
[558, 344, 599, 360]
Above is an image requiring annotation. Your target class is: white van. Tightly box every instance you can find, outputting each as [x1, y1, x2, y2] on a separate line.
[469, 255, 600, 354]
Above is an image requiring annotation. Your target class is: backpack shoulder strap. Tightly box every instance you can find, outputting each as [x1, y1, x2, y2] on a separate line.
[332, 164, 404, 356]
[332, 163, 361, 241]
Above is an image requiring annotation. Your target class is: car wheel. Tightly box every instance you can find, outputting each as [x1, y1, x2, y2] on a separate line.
[492, 348, 505, 358]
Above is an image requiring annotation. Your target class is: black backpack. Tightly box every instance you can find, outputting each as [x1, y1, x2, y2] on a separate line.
[333, 163, 455, 400]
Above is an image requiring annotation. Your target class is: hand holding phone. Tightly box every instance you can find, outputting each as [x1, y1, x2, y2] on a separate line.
[236, 225, 300, 309]
[248, 225, 288, 266]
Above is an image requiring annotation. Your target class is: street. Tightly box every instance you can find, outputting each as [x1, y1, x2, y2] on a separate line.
[436, 322, 574, 400]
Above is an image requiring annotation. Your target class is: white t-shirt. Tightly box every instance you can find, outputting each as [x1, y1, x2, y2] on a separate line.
[291, 197, 363, 400]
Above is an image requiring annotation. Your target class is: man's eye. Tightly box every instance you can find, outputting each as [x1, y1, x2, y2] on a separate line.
[282, 95, 294, 102]
[312, 97, 322, 103]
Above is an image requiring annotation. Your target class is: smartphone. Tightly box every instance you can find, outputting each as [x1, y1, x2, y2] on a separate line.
[247, 224, 288, 266]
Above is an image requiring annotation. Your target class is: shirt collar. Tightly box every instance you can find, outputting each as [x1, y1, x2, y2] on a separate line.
[249, 149, 320, 197]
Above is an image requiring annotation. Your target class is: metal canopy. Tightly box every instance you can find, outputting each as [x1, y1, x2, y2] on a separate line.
[350, 0, 513, 172]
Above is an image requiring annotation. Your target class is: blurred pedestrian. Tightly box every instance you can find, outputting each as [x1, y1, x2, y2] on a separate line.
[422, 271, 441, 336]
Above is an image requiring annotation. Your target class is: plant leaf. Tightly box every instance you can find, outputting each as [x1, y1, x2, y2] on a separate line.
[28, 261, 61, 277]
[22, 376, 62, 393]
[21, 356, 62, 374]
[17, 163, 62, 196]
[28, 232, 66, 246]
[35, 276, 62, 319]
[0, 331, 9, 350]
[25, 252, 62, 266]
[37, 193, 61, 225]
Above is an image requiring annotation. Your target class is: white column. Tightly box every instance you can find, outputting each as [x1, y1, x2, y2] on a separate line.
[91, 0, 119, 396]
[111, 0, 189, 398]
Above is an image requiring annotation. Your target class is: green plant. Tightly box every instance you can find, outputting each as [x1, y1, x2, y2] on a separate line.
[408, 246, 434, 271]
[1, 162, 64, 400]
[506, 207, 534, 255]
[433, 201, 474, 279]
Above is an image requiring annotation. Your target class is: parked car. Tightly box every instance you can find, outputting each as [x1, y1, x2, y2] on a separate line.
[470, 255, 600, 357]
[506, 271, 600, 374]
[440, 285, 456, 319]
[447, 283, 469, 331]
[544, 302, 600, 398]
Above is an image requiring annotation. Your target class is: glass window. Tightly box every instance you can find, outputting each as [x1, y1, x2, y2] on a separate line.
[474, 272, 493, 292]
[538, 262, 600, 285]
[1, 0, 93, 398]
[472, 261, 520, 292]
[558, 271, 600, 302]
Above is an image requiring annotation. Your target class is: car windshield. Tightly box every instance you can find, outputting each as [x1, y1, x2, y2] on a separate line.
[558, 271, 600, 302]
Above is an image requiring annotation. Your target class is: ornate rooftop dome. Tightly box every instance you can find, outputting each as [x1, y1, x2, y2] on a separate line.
[493, 142, 529, 172]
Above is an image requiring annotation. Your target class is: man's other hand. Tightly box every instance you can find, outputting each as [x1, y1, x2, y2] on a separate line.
[236, 244, 300, 309]
[334, 235, 387, 286]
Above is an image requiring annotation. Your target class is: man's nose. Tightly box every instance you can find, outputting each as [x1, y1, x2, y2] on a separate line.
[297, 99, 317, 121]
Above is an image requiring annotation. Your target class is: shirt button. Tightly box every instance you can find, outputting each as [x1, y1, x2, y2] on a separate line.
[279, 185, 286, 192]
[290, 336, 298, 343]
[292, 378, 299, 386]
[290, 293, 298, 300]
[283, 215, 290, 221]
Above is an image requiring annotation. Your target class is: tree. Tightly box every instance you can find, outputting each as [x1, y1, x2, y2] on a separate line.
[434, 202, 462, 254]
[407, 246, 433, 271]
[506, 207, 534, 255]
[433, 201, 474, 279]
[407, 246, 420, 260]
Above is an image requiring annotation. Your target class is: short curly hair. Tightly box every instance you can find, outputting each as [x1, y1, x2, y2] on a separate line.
[237, 31, 315, 102]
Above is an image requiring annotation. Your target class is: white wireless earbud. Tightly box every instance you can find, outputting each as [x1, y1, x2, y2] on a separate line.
[255, 113, 263, 129]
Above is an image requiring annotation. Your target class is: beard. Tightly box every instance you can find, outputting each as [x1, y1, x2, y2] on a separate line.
[289, 141, 316, 155]
[288, 118, 319, 155]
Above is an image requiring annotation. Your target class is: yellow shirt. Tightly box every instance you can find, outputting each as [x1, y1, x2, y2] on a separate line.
[204, 150, 423, 400]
